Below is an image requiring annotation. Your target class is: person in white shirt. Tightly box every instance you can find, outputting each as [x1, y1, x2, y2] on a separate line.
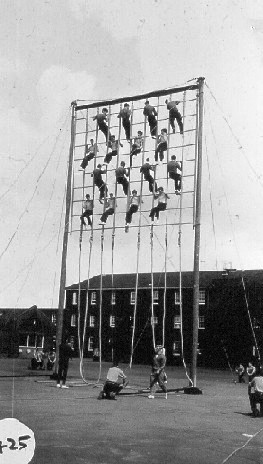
[99, 193, 116, 225]
[149, 187, 170, 222]
[248, 366, 263, 416]
[125, 189, 143, 232]
[98, 362, 128, 400]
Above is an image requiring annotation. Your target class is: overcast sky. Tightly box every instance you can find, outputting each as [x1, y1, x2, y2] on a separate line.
[0, 0, 263, 308]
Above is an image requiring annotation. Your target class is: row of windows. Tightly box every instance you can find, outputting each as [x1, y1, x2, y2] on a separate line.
[70, 315, 205, 329]
[72, 290, 206, 306]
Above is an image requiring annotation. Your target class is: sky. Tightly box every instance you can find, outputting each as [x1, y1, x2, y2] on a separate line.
[0, 0, 263, 308]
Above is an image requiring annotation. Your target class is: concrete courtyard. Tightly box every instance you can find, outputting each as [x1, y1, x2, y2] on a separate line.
[0, 358, 262, 464]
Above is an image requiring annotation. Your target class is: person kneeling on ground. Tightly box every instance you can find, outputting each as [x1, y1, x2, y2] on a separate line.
[98, 362, 128, 400]
[248, 366, 263, 417]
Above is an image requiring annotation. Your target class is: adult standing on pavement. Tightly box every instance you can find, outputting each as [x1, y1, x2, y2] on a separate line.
[56, 338, 74, 389]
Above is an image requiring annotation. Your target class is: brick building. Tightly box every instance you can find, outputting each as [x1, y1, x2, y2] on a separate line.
[65, 270, 263, 368]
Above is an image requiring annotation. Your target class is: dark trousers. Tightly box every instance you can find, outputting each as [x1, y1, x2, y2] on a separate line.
[98, 122, 111, 141]
[169, 108, 183, 134]
[123, 119, 131, 140]
[100, 207, 114, 223]
[103, 381, 123, 399]
[148, 115, 157, 137]
[155, 142, 167, 162]
[144, 174, 157, 193]
[80, 210, 93, 226]
[95, 181, 107, 200]
[150, 371, 167, 394]
[126, 204, 138, 224]
[249, 392, 263, 413]
[80, 153, 95, 169]
[57, 363, 69, 385]
[169, 172, 181, 191]
[130, 146, 141, 166]
[104, 149, 117, 164]
[238, 373, 245, 383]
[117, 177, 129, 195]
[149, 202, 166, 220]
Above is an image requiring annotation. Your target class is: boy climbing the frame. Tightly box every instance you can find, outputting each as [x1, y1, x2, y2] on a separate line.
[116, 161, 129, 196]
[80, 193, 93, 227]
[91, 164, 107, 204]
[140, 158, 158, 193]
[99, 193, 117, 225]
[149, 186, 169, 222]
[167, 155, 182, 194]
[143, 100, 158, 138]
[80, 139, 99, 170]
[155, 128, 168, 163]
[118, 103, 132, 141]
[130, 130, 143, 166]
[104, 135, 123, 165]
[165, 99, 183, 135]
[93, 107, 111, 141]
[125, 189, 143, 232]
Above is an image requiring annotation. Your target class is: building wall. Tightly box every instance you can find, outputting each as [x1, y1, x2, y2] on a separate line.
[65, 286, 208, 366]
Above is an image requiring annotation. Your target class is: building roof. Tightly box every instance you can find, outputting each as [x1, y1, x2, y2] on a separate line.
[66, 269, 263, 291]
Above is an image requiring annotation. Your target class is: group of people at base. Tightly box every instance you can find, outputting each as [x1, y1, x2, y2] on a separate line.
[97, 345, 167, 401]
[235, 362, 256, 383]
[31, 348, 56, 371]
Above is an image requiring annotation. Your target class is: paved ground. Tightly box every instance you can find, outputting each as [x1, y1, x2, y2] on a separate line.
[0, 358, 263, 464]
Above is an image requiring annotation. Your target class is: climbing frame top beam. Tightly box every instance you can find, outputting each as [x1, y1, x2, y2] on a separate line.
[75, 83, 199, 111]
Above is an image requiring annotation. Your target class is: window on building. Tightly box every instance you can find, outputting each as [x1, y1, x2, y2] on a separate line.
[51, 312, 56, 325]
[19, 334, 28, 346]
[172, 341, 181, 356]
[71, 314, 76, 327]
[110, 315, 115, 327]
[153, 290, 159, 304]
[199, 316, 205, 329]
[174, 315, 181, 329]
[199, 289, 205, 304]
[151, 316, 158, 325]
[111, 292, 116, 305]
[130, 291, 136, 305]
[72, 292, 77, 305]
[175, 290, 181, 305]
[88, 336, 94, 351]
[28, 334, 36, 347]
[89, 315, 95, 327]
[91, 292, 96, 305]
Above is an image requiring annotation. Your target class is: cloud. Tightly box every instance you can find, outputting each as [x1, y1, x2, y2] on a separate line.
[36, 66, 96, 128]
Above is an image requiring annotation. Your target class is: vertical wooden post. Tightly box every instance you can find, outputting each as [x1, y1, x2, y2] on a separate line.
[191, 78, 205, 387]
[55, 101, 76, 370]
